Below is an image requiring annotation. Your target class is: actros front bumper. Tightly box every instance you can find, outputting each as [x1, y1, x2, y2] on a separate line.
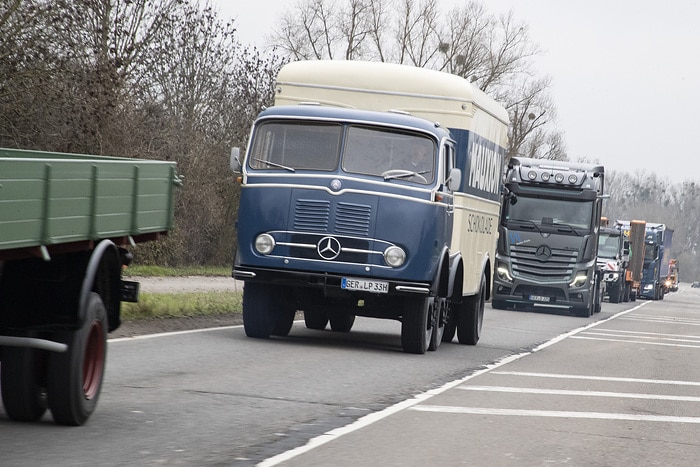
[492, 276, 593, 311]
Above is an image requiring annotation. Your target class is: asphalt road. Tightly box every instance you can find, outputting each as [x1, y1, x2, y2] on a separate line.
[1, 288, 698, 466]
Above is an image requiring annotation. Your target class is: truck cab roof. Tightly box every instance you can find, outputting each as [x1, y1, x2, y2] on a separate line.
[256, 104, 452, 141]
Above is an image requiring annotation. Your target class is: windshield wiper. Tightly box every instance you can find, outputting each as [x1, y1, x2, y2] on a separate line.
[550, 221, 582, 236]
[508, 218, 544, 234]
[382, 169, 431, 181]
[253, 158, 295, 172]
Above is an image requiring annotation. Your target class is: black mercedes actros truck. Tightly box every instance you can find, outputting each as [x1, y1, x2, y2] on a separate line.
[492, 157, 605, 317]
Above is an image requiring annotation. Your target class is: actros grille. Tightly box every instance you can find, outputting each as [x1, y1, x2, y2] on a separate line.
[510, 245, 578, 282]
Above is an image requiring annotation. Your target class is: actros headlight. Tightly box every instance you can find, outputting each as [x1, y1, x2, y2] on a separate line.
[496, 265, 513, 283]
[569, 272, 589, 288]
[254, 233, 276, 255]
[384, 246, 406, 267]
[643, 284, 653, 291]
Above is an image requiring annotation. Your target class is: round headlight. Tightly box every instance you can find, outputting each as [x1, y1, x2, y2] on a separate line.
[254, 233, 275, 255]
[527, 170, 537, 180]
[541, 172, 550, 181]
[384, 246, 406, 267]
[554, 173, 565, 183]
[568, 174, 578, 184]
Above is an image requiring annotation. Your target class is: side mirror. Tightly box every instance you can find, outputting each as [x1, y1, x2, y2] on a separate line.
[230, 147, 242, 173]
[445, 168, 461, 192]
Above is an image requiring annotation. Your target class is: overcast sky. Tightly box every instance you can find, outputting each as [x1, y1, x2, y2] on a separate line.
[215, 0, 700, 182]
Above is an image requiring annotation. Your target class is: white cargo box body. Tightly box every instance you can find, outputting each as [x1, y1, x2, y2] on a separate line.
[273, 60, 509, 295]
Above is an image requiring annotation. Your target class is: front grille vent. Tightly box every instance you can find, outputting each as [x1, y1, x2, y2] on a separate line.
[335, 202, 371, 236]
[294, 199, 330, 231]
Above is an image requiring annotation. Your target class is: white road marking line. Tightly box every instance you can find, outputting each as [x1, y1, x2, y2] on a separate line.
[457, 385, 700, 402]
[623, 314, 700, 324]
[258, 304, 649, 466]
[409, 406, 700, 424]
[570, 335, 700, 348]
[584, 328, 700, 339]
[580, 331, 700, 344]
[491, 371, 700, 386]
[620, 316, 700, 326]
[108, 324, 245, 342]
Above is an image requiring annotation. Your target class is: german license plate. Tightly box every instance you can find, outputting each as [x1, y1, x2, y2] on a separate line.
[529, 294, 551, 303]
[341, 277, 389, 294]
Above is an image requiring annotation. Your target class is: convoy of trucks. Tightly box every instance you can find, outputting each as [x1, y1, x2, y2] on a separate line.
[0, 148, 179, 425]
[491, 157, 606, 317]
[1, 58, 682, 431]
[231, 60, 509, 354]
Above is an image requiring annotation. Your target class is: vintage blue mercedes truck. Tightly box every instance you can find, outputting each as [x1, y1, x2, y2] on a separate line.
[492, 157, 606, 317]
[231, 60, 509, 354]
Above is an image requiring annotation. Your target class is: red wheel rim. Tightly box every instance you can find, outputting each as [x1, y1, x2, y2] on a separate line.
[82, 319, 106, 400]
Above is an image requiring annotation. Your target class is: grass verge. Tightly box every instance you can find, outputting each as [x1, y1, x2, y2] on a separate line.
[125, 265, 230, 277]
[122, 291, 242, 321]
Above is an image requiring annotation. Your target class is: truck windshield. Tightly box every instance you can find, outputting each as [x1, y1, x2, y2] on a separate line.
[504, 196, 594, 231]
[248, 121, 342, 171]
[598, 233, 620, 258]
[342, 126, 435, 184]
[247, 121, 435, 185]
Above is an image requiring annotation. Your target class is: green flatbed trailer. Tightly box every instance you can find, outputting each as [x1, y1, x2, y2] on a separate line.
[0, 148, 180, 425]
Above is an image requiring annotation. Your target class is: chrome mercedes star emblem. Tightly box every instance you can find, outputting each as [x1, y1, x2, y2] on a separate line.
[535, 245, 552, 261]
[317, 236, 341, 260]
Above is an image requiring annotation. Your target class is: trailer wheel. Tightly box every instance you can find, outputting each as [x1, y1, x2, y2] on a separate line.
[329, 313, 355, 332]
[458, 275, 485, 345]
[242, 283, 276, 338]
[401, 297, 432, 354]
[622, 284, 631, 302]
[304, 310, 329, 330]
[47, 292, 107, 426]
[1, 346, 47, 422]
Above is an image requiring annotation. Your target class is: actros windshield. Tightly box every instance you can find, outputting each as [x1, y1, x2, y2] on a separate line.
[504, 195, 594, 231]
[248, 121, 435, 184]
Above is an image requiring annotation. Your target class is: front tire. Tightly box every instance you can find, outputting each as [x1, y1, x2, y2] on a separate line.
[304, 309, 329, 330]
[401, 297, 432, 354]
[329, 313, 355, 332]
[47, 292, 107, 426]
[242, 283, 275, 338]
[609, 281, 621, 303]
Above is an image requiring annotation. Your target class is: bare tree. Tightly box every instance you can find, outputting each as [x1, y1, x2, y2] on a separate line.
[0, 0, 285, 266]
[269, 0, 560, 164]
[395, 0, 441, 66]
[502, 76, 555, 162]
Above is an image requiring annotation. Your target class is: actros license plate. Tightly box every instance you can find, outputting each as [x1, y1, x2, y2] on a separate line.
[529, 295, 551, 303]
[341, 277, 389, 294]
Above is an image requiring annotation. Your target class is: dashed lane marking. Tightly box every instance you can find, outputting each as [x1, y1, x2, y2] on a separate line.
[409, 405, 700, 424]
